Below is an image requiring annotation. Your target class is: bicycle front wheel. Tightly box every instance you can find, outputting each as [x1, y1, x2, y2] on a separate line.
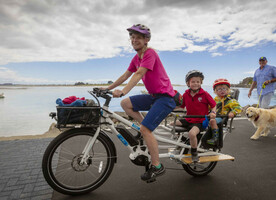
[42, 128, 116, 195]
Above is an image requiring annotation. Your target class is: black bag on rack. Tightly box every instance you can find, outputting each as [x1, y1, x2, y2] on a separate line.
[57, 99, 100, 127]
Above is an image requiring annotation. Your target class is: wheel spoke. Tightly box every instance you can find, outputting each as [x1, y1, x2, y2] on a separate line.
[43, 130, 115, 194]
[182, 141, 217, 176]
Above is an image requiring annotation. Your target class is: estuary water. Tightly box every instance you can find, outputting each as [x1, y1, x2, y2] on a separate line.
[0, 85, 274, 137]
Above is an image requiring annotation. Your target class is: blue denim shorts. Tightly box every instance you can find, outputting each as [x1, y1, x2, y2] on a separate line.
[130, 94, 176, 131]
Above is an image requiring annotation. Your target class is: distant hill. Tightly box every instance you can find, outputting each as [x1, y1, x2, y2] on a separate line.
[232, 77, 253, 88]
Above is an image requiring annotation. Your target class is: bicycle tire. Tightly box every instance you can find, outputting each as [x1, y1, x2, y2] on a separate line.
[42, 128, 116, 195]
[182, 140, 217, 177]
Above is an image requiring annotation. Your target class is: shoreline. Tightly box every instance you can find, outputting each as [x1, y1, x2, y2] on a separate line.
[0, 123, 61, 141]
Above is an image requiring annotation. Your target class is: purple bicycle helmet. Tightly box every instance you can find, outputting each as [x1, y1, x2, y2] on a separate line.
[127, 24, 151, 39]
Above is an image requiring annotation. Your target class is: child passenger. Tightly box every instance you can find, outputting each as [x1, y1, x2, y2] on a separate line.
[207, 79, 242, 145]
[174, 70, 216, 162]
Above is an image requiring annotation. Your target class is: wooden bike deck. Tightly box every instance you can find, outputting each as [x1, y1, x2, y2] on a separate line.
[182, 154, 235, 164]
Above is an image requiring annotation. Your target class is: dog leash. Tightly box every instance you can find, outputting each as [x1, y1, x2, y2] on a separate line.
[256, 82, 266, 108]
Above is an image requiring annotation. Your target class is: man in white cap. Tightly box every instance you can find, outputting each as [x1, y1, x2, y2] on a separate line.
[248, 57, 276, 108]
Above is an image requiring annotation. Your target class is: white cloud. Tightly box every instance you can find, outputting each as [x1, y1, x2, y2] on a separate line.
[0, 67, 49, 83]
[0, 0, 276, 65]
[211, 52, 223, 57]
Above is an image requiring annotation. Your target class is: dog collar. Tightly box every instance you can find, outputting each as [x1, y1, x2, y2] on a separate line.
[254, 115, 259, 122]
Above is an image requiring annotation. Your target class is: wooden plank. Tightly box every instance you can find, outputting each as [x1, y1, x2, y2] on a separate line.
[182, 154, 235, 164]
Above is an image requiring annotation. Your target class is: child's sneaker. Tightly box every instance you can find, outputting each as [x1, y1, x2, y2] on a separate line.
[207, 137, 218, 145]
[207, 130, 219, 145]
[141, 164, 165, 182]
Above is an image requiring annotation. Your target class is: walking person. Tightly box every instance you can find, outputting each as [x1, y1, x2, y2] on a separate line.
[102, 24, 176, 181]
[248, 57, 276, 108]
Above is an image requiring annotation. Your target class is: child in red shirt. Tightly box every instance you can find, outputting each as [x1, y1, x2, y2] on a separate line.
[174, 70, 216, 162]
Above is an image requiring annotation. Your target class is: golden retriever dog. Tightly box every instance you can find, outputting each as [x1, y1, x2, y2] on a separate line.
[246, 107, 276, 140]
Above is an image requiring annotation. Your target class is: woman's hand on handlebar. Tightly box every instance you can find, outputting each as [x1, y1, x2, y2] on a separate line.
[99, 87, 109, 90]
[113, 89, 124, 98]
[92, 87, 113, 96]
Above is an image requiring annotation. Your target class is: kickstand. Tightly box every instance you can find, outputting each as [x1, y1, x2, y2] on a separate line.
[145, 163, 150, 171]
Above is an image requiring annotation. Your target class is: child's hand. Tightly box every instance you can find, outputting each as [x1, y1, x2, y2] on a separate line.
[209, 112, 216, 119]
[228, 112, 235, 118]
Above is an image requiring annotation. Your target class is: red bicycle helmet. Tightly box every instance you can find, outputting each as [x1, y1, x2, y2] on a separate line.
[213, 78, 230, 90]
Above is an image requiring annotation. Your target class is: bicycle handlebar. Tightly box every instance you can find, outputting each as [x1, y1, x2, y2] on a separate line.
[181, 115, 228, 118]
[171, 111, 230, 118]
[91, 88, 113, 97]
[88, 88, 113, 107]
[88, 89, 230, 118]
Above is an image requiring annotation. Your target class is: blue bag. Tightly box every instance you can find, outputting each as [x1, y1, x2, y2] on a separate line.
[202, 115, 209, 129]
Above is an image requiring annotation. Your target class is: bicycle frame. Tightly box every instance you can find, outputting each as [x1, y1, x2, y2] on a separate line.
[43, 89, 236, 195]
[80, 102, 226, 165]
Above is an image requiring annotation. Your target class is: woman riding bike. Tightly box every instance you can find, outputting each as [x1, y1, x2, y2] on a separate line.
[102, 24, 176, 181]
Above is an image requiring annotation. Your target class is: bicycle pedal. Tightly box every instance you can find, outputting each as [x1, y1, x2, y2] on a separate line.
[146, 178, 156, 183]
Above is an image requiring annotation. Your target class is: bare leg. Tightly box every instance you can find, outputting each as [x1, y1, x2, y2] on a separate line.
[210, 118, 218, 129]
[140, 125, 160, 166]
[188, 126, 200, 148]
[170, 120, 183, 126]
[121, 97, 160, 166]
[121, 98, 144, 123]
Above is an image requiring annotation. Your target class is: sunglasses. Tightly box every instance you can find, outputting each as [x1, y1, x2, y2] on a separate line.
[216, 88, 228, 92]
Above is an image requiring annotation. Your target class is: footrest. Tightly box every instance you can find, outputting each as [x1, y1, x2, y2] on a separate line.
[182, 154, 235, 164]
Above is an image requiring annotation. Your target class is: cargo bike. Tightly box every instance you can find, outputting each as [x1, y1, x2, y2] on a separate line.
[42, 88, 235, 195]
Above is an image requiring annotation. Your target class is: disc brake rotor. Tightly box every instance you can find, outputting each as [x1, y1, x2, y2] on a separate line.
[71, 154, 92, 172]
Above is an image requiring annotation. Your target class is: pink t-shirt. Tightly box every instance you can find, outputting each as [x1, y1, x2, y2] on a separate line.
[127, 48, 175, 97]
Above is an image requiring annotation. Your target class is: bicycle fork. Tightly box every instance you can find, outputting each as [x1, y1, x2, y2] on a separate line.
[80, 126, 101, 165]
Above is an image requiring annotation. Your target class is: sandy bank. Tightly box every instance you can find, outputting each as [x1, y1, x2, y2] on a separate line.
[0, 123, 61, 141]
[0, 112, 132, 141]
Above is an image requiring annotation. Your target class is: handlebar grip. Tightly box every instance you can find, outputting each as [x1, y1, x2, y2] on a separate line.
[92, 88, 113, 96]
[182, 115, 228, 118]
[107, 90, 113, 95]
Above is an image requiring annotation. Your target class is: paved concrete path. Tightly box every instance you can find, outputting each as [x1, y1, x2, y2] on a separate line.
[1, 119, 276, 200]
[0, 138, 53, 200]
[52, 119, 276, 200]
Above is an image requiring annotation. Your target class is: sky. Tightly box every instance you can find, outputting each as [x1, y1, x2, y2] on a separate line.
[1, 0, 276, 86]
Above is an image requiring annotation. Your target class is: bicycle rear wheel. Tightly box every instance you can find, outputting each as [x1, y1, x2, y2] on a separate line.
[182, 140, 217, 177]
[42, 128, 116, 195]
